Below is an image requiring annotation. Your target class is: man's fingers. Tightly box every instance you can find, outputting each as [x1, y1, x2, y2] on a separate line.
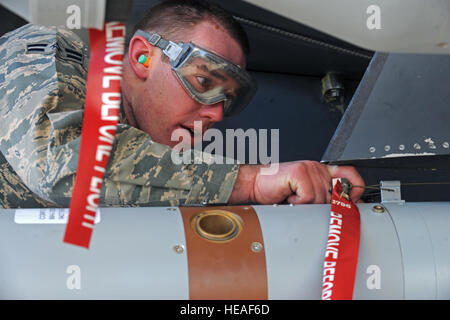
[317, 164, 332, 203]
[255, 162, 365, 205]
[326, 165, 339, 177]
[313, 163, 330, 203]
[288, 165, 315, 203]
[287, 194, 302, 204]
[326, 165, 365, 202]
[291, 162, 330, 204]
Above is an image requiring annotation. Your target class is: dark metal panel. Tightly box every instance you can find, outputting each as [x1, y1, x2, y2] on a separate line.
[214, 71, 359, 162]
[105, 0, 133, 22]
[323, 52, 450, 167]
[0, 4, 28, 37]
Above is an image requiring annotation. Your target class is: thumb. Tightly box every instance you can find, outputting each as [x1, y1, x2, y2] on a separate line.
[326, 165, 339, 177]
[326, 165, 365, 202]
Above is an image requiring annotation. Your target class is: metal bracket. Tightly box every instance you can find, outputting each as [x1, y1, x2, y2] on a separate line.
[163, 41, 183, 61]
[380, 180, 405, 204]
[148, 33, 162, 46]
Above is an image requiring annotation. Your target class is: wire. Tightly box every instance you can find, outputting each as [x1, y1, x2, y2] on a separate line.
[397, 181, 450, 187]
[351, 181, 450, 194]
[233, 16, 373, 60]
[352, 185, 395, 192]
[356, 181, 450, 188]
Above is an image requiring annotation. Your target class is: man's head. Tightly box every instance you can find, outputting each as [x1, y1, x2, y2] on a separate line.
[122, 0, 251, 148]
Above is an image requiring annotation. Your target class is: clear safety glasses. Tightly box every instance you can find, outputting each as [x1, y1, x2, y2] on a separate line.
[134, 29, 256, 117]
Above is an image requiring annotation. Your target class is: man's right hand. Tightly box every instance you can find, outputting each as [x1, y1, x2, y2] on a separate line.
[228, 161, 364, 205]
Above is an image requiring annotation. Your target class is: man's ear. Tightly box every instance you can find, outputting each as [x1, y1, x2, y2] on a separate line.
[128, 35, 155, 79]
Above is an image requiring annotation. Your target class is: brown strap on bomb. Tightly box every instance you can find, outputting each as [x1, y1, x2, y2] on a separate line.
[179, 206, 268, 299]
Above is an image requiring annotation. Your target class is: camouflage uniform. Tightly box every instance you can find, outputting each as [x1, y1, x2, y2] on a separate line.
[0, 24, 239, 208]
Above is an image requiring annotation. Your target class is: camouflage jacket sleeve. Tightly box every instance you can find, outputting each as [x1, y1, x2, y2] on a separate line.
[103, 124, 239, 207]
[0, 24, 239, 208]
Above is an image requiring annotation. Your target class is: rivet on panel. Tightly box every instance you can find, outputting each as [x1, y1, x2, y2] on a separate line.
[251, 242, 263, 253]
[372, 205, 385, 213]
[173, 244, 185, 254]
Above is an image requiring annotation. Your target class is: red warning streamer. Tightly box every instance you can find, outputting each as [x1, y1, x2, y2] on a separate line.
[64, 22, 126, 248]
[322, 180, 361, 300]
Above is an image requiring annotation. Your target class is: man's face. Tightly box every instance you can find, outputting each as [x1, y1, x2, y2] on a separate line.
[129, 20, 246, 148]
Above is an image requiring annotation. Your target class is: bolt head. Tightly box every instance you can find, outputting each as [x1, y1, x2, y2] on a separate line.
[372, 205, 385, 213]
[251, 242, 263, 253]
[173, 244, 185, 254]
